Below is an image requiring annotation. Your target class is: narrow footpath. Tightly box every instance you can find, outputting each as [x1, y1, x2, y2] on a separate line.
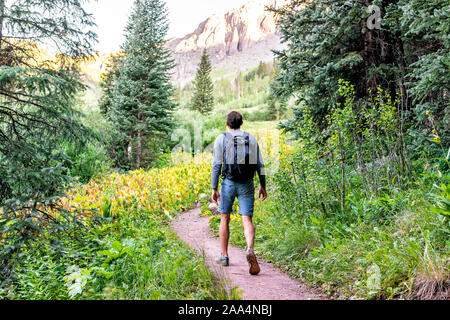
[172, 206, 325, 300]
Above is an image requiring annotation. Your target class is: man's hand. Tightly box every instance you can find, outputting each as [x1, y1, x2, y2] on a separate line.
[212, 189, 221, 205]
[259, 188, 268, 201]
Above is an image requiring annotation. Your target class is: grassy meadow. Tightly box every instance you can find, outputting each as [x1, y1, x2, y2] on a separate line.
[2, 58, 448, 301]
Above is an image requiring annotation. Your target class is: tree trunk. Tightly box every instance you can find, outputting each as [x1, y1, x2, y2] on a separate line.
[136, 111, 143, 168]
[136, 130, 142, 168]
[128, 142, 133, 164]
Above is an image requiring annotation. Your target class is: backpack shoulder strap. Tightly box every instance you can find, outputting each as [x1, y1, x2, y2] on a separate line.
[244, 132, 250, 164]
[243, 132, 250, 143]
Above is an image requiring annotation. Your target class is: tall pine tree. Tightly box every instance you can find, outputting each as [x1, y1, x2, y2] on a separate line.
[0, 0, 97, 202]
[108, 0, 176, 169]
[191, 49, 214, 114]
[99, 52, 130, 168]
[0, 0, 97, 267]
[270, 0, 449, 145]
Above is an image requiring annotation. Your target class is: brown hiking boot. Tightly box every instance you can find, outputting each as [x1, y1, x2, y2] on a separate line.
[246, 250, 260, 275]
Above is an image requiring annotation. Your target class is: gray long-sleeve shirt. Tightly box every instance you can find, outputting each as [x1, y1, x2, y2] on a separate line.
[211, 129, 266, 189]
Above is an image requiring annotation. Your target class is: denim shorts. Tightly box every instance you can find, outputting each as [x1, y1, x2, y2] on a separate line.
[219, 178, 255, 216]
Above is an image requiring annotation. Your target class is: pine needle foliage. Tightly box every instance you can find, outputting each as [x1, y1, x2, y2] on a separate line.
[0, 0, 98, 274]
[191, 49, 214, 114]
[104, 0, 177, 169]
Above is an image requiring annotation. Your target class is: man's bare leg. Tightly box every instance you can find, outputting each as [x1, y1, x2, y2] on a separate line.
[243, 215, 260, 275]
[219, 214, 231, 257]
[242, 216, 255, 250]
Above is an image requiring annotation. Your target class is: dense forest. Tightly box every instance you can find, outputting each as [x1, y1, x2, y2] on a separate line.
[0, 0, 448, 300]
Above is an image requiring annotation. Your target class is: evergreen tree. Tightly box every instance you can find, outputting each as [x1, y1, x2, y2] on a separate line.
[108, 0, 176, 169]
[257, 61, 264, 79]
[383, 0, 450, 148]
[0, 0, 97, 202]
[191, 49, 214, 113]
[268, 61, 287, 120]
[99, 52, 125, 118]
[99, 52, 131, 168]
[0, 0, 97, 266]
[270, 0, 384, 131]
[270, 0, 449, 144]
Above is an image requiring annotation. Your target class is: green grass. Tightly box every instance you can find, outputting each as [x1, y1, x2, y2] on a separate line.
[1, 163, 241, 300]
[211, 68, 233, 80]
[205, 170, 449, 300]
[4, 215, 235, 300]
[241, 120, 278, 131]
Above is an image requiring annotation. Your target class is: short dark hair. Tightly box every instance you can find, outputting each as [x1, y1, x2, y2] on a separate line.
[227, 111, 243, 129]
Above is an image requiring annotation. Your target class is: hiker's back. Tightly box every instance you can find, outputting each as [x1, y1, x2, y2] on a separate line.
[221, 130, 259, 182]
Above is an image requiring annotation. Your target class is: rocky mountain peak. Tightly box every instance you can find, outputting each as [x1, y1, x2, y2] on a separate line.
[167, 0, 289, 84]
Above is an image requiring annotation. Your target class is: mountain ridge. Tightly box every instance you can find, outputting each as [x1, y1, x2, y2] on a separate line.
[167, 0, 288, 85]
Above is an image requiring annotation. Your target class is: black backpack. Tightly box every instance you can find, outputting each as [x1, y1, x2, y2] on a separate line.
[221, 132, 258, 182]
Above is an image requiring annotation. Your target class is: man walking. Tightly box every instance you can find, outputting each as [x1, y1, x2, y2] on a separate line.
[211, 111, 267, 275]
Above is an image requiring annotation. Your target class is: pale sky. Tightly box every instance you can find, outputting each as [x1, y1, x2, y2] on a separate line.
[84, 0, 251, 53]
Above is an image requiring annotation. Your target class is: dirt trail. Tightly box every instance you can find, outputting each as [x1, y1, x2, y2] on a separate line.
[171, 206, 325, 300]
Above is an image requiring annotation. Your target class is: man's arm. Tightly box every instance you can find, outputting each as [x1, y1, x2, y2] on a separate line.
[211, 163, 221, 204]
[211, 164, 222, 189]
[252, 137, 267, 201]
[211, 135, 223, 203]
[211, 163, 222, 190]
[256, 141, 266, 189]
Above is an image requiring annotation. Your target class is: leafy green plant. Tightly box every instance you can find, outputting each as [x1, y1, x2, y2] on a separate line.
[64, 266, 91, 298]
[101, 197, 113, 219]
[1, 157, 239, 300]
[430, 181, 450, 218]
